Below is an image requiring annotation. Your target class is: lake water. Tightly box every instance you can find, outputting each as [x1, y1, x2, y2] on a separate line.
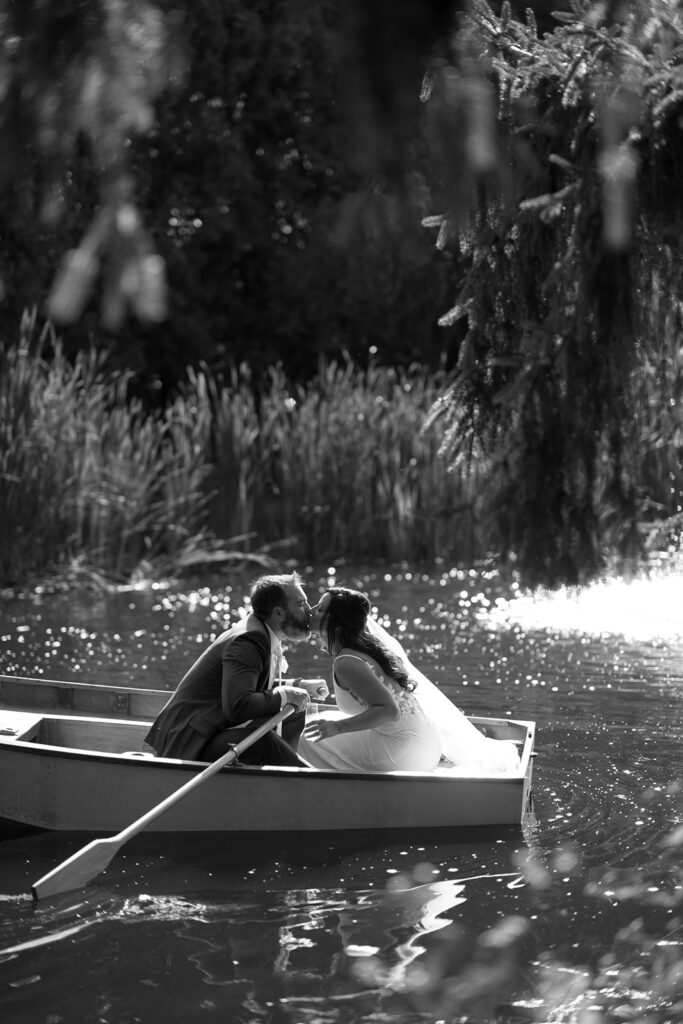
[1, 563, 682, 1023]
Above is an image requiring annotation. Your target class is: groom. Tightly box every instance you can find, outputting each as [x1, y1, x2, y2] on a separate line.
[145, 572, 313, 766]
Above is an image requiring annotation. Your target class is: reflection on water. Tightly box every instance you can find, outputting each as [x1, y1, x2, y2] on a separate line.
[481, 572, 683, 643]
[0, 828, 530, 1023]
[1, 563, 683, 1021]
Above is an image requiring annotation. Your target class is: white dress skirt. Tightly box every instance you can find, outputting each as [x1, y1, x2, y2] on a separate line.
[297, 655, 442, 773]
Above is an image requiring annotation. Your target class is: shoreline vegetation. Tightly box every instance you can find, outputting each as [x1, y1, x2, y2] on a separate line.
[0, 316, 480, 590]
[1, 312, 681, 593]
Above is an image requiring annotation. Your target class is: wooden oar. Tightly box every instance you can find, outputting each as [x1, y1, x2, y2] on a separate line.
[31, 704, 296, 901]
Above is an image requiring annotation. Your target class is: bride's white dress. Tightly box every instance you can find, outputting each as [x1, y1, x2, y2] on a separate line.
[299, 619, 521, 774]
[297, 654, 442, 772]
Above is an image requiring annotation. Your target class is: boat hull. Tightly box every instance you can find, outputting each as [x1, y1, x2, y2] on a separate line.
[0, 745, 532, 833]
[0, 710, 535, 834]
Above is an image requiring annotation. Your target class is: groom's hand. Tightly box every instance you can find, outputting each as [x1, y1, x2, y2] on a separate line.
[273, 684, 309, 711]
[283, 677, 329, 699]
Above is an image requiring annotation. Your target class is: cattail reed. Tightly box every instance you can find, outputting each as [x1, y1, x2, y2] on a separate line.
[1, 321, 480, 583]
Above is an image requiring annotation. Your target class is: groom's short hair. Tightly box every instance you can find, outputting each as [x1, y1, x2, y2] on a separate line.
[250, 572, 303, 618]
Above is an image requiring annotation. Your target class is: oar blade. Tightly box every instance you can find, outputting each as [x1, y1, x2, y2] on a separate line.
[32, 835, 122, 901]
[30, 704, 296, 900]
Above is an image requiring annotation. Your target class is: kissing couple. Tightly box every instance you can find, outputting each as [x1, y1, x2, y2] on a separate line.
[145, 572, 519, 773]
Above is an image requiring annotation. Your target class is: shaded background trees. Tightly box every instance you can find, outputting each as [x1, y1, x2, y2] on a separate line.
[0, 0, 682, 587]
[0, 0, 457, 389]
[422, 0, 683, 584]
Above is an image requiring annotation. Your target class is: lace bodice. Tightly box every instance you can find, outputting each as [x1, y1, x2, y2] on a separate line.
[332, 654, 425, 720]
[298, 652, 442, 772]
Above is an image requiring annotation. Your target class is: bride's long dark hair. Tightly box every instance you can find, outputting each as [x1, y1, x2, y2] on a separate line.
[321, 587, 414, 690]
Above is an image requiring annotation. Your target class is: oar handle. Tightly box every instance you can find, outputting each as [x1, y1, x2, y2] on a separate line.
[31, 703, 299, 900]
[116, 703, 297, 842]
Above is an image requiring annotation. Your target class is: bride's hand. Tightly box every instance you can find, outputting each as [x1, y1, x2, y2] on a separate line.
[303, 718, 340, 743]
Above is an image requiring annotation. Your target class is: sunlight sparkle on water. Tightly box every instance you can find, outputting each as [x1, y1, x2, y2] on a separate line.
[479, 571, 683, 642]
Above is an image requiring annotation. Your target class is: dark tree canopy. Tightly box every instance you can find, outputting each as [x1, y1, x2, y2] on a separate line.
[423, 0, 683, 584]
[0, 0, 457, 387]
[0, 0, 184, 329]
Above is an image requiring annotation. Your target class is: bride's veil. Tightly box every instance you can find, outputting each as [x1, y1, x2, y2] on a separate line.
[367, 616, 519, 772]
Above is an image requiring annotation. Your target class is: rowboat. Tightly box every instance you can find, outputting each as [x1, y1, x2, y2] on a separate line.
[0, 674, 535, 834]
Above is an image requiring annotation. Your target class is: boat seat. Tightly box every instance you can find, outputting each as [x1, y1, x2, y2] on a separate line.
[0, 710, 43, 741]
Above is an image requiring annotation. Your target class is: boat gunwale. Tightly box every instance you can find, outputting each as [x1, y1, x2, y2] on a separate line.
[0, 673, 172, 698]
[0, 712, 535, 786]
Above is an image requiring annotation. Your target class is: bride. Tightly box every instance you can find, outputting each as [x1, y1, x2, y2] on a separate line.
[298, 587, 519, 774]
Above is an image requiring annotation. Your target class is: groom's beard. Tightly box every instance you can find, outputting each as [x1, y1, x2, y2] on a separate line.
[282, 610, 310, 640]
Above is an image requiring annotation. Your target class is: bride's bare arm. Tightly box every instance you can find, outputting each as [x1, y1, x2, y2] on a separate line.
[304, 653, 399, 742]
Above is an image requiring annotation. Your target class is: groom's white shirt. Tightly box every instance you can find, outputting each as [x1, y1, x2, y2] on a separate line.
[265, 622, 287, 734]
[265, 623, 283, 689]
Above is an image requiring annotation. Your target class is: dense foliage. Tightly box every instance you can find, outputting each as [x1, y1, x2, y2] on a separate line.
[1, 0, 682, 588]
[0, 0, 182, 332]
[0, 0, 456, 386]
[0, 318, 474, 585]
[423, 0, 683, 585]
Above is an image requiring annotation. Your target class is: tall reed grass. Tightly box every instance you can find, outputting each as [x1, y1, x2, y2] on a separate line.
[205, 359, 479, 563]
[2, 309, 681, 586]
[0, 312, 212, 584]
[0, 318, 478, 584]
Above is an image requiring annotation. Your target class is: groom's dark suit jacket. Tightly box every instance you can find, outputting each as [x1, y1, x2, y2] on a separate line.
[145, 613, 282, 759]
